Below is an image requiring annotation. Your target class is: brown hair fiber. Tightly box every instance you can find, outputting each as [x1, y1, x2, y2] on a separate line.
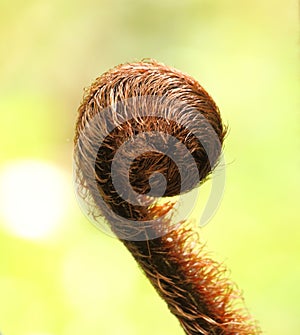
[74, 60, 261, 335]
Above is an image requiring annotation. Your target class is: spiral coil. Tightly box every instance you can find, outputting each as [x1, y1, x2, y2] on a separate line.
[74, 60, 261, 334]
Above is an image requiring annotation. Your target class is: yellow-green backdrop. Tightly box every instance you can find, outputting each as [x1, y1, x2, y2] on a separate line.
[0, 1, 299, 334]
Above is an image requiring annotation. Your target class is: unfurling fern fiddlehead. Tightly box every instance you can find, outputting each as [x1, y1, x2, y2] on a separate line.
[74, 60, 261, 335]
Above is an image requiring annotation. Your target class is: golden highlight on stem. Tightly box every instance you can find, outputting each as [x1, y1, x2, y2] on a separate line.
[74, 59, 261, 334]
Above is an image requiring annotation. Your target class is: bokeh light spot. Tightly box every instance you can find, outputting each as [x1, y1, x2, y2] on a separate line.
[0, 160, 68, 240]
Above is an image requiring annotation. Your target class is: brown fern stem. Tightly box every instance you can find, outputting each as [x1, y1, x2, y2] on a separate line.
[74, 59, 261, 335]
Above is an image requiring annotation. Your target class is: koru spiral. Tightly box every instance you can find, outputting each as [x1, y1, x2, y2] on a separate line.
[73, 59, 261, 335]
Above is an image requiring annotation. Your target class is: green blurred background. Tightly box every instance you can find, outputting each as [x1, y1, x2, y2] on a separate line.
[0, 0, 299, 334]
